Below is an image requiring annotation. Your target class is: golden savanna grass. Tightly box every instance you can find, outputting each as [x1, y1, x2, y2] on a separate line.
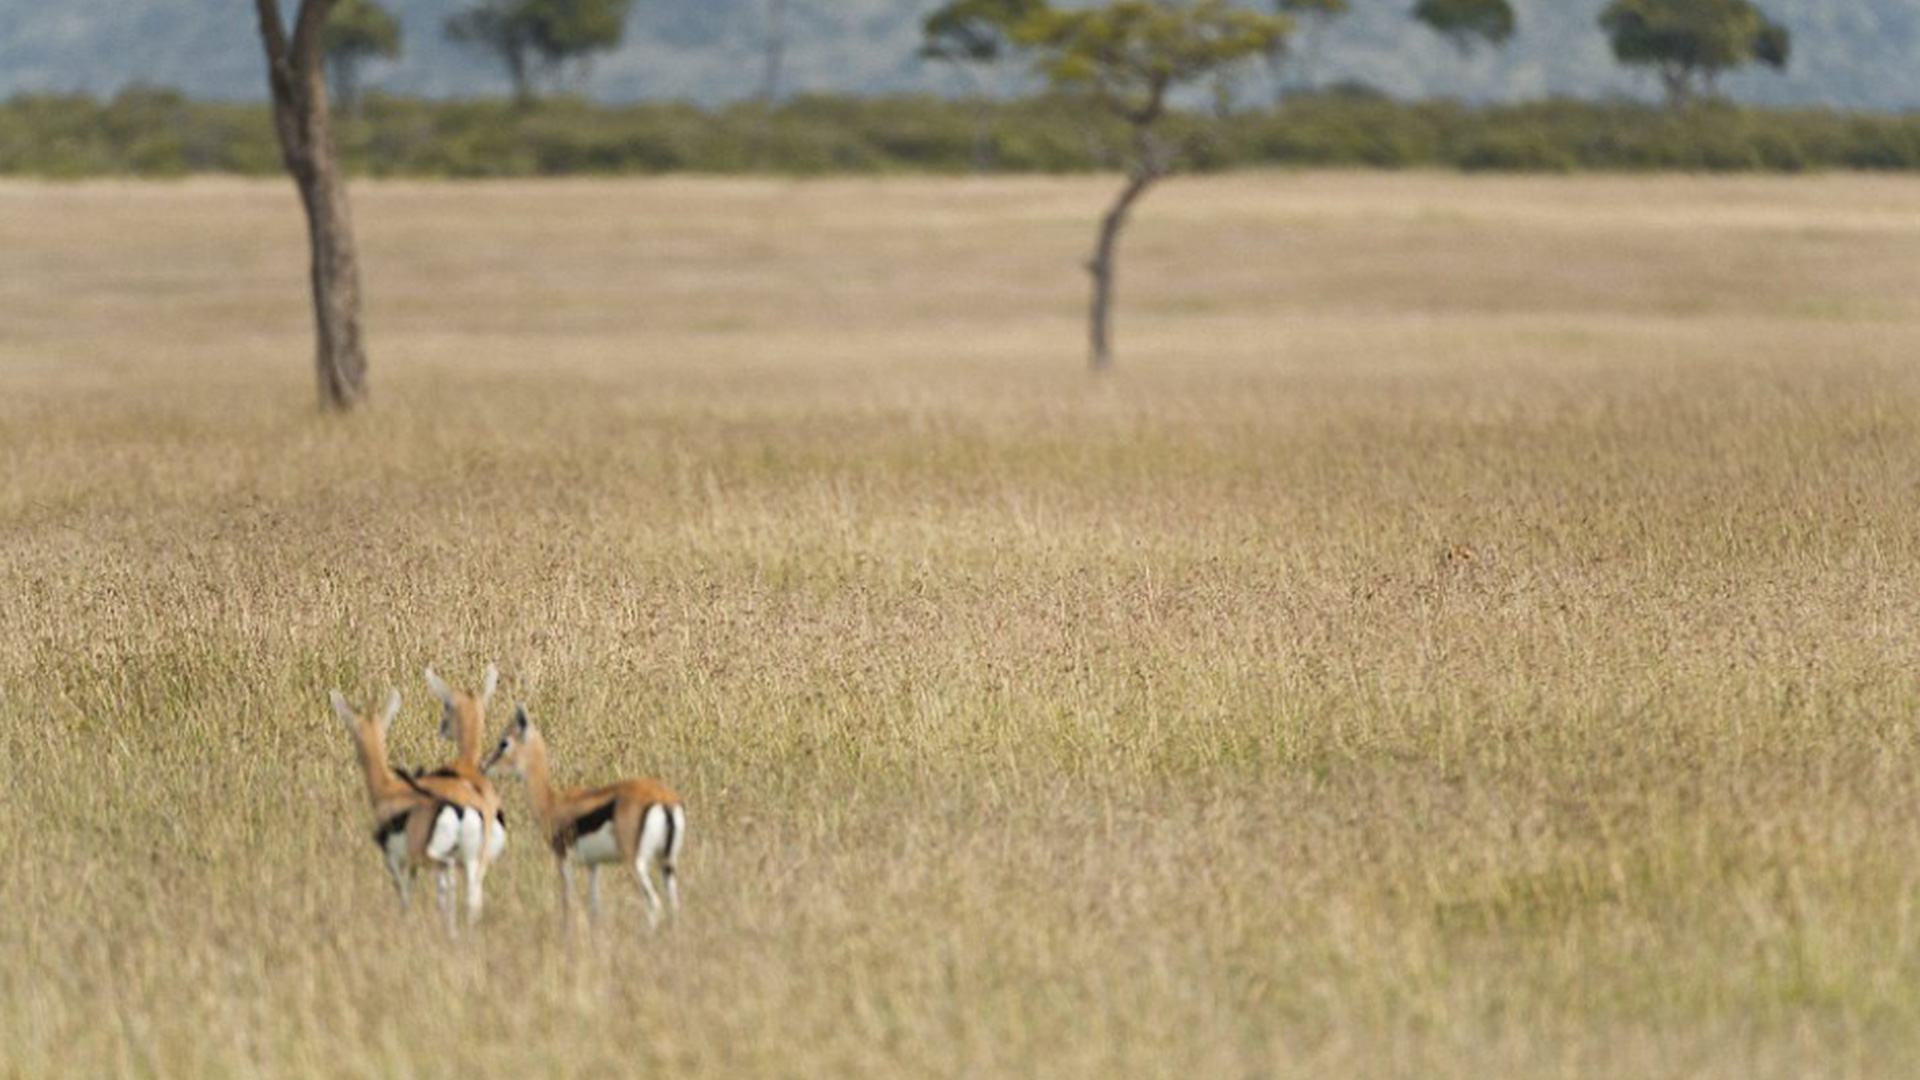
[5, 172, 1920, 1076]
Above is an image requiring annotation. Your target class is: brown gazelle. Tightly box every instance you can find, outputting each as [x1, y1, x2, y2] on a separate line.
[484, 706, 686, 929]
[417, 664, 510, 913]
[328, 689, 495, 932]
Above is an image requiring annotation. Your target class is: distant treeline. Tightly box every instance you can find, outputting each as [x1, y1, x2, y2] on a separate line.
[8, 88, 1920, 177]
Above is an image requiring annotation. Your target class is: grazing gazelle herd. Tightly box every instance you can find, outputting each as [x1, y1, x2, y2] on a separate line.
[328, 664, 685, 934]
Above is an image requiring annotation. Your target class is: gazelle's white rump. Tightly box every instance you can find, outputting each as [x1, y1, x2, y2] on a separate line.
[639, 804, 674, 869]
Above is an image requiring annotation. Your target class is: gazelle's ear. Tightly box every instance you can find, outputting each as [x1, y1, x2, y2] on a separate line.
[512, 704, 531, 735]
[378, 690, 402, 736]
[480, 663, 500, 706]
[328, 690, 357, 732]
[424, 666, 455, 707]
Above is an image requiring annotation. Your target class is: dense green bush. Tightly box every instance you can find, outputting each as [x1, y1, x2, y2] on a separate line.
[4, 87, 1920, 177]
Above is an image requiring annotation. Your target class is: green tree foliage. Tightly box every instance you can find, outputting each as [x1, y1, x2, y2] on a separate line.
[1019, 2, 1288, 122]
[323, 0, 401, 114]
[1004, 0, 1290, 370]
[1599, 0, 1791, 108]
[921, 0, 1048, 170]
[1412, 0, 1516, 55]
[1272, 0, 1348, 39]
[445, 0, 635, 106]
[922, 0, 1046, 67]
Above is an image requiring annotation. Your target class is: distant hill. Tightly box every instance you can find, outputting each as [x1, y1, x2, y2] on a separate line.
[2, 0, 1917, 110]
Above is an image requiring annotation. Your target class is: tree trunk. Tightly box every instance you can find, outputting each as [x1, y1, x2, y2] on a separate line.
[256, 0, 369, 412]
[1661, 62, 1694, 110]
[1086, 168, 1157, 374]
[761, 0, 790, 105]
[954, 65, 994, 175]
[971, 97, 995, 175]
[507, 46, 534, 109]
[329, 58, 360, 118]
[299, 159, 368, 410]
[1084, 103, 1172, 375]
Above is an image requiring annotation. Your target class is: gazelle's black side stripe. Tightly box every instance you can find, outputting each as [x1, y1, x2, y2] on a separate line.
[372, 812, 409, 849]
[553, 800, 617, 856]
[657, 804, 677, 866]
[393, 768, 433, 799]
[574, 800, 616, 836]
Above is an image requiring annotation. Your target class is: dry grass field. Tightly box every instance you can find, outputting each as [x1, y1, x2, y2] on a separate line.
[6, 172, 1920, 1077]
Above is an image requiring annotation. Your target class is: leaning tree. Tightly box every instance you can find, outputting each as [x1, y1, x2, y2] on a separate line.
[1012, 1, 1290, 372]
[1599, 0, 1790, 109]
[254, 0, 369, 412]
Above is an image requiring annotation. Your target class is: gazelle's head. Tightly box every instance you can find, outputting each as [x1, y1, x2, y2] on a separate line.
[424, 663, 499, 746]
[483, 705, 545, 777]
[328, 688, 403, 755]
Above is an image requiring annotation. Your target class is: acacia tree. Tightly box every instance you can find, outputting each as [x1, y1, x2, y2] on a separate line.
[323, 0, 402, 115]
[254, 0, 369, 412]
[1267, 0, 1347, 99]
[1014, 1, 1289, 372]
[921, 0, 1045, 171]
[1599, 0, 1790, 108]
[446, 0, 634, 106]
[1412, 0, 1515, 55]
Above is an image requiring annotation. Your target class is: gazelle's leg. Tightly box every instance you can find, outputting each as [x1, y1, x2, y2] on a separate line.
[436, 869, 458, 937]
[588, 865, 604, 924]
[633, 860, 664, 930]
[456, 810, 486, 927]
[464, 859, 486, 927]
[386, 852, 412, 912]
[662, 807, 684, 917]
[558, 860, 577, 936]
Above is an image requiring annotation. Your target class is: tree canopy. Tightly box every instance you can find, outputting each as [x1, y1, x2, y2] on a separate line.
[1599, 0, 1791, 107]
[322, 0, 401, 110]
[324, 0, 401, 65]
[1412, 0, 1516, 55]
[921, 0, 1047, 66]
[446, 0, 634, 104]
[1272, 0, 1348, 30]
[1018, 0, 1290, 125]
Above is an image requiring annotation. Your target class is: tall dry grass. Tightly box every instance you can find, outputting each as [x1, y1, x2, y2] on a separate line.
[5, 173, 1920, 1076]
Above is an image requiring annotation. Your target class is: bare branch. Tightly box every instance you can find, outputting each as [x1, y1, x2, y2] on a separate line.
[255, 0, 310, 165]
[254, 0, 290, 64]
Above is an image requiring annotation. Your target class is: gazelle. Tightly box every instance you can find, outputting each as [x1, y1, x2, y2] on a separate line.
[483, 706, 686, 930]
[328, 689, 494, 932]
[416, 664, 511, 909]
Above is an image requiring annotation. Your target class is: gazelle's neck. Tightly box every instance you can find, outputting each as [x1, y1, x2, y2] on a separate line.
[453, 705, 487, 772]
[354, 733, 407, 808]
[520, 738, 559, 832]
